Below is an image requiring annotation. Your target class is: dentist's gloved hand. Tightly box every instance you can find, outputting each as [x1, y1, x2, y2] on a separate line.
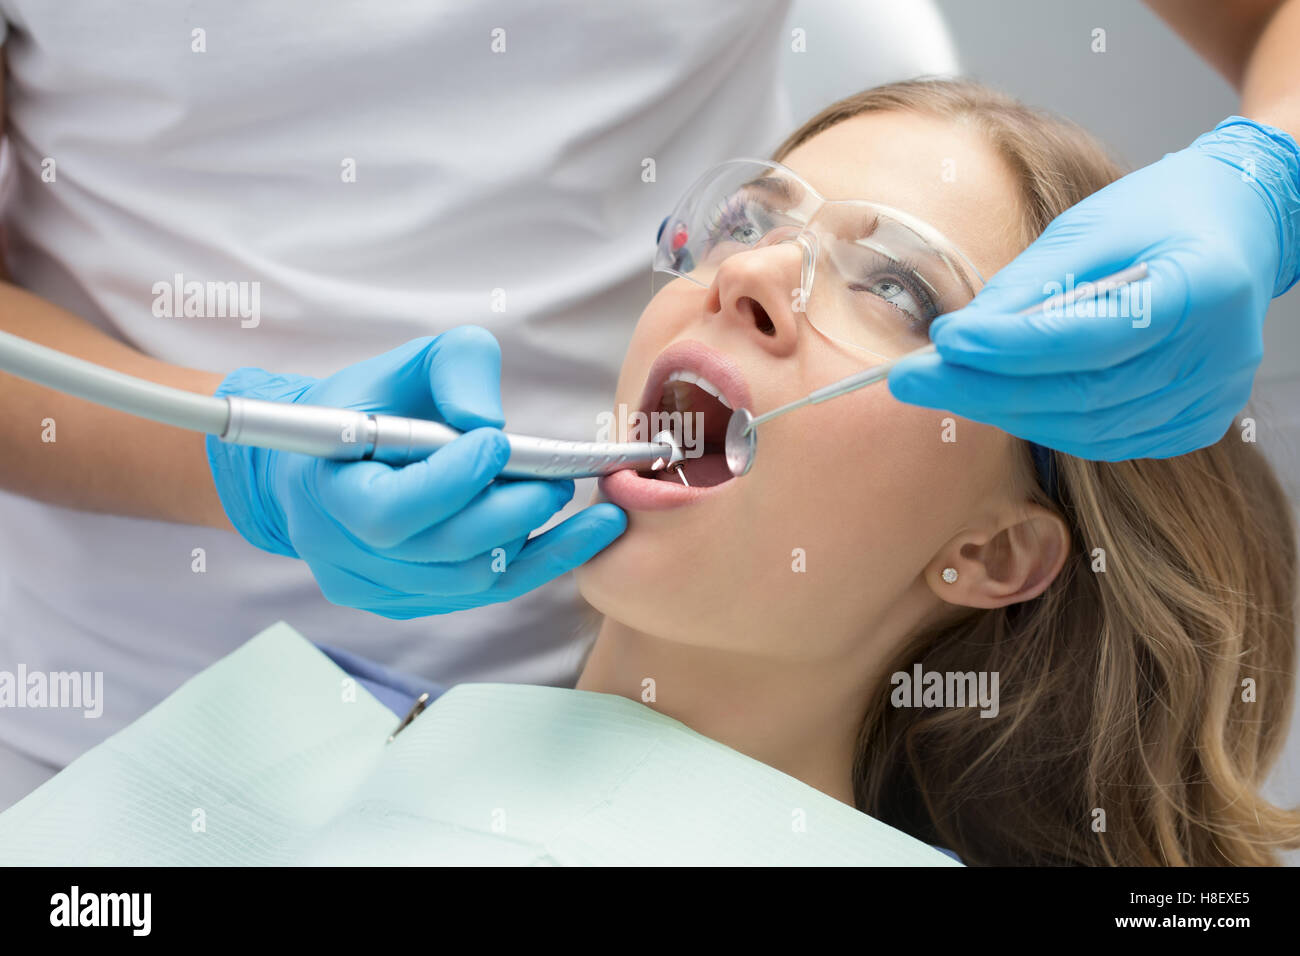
[206, 327, 627, 618]
[888, 116, 1300, 460]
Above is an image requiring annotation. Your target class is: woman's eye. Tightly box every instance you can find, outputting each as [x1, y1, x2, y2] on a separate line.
[706, 197, 769, 246]
[855, 274, 928, 324]
[871, 278, 907, 304]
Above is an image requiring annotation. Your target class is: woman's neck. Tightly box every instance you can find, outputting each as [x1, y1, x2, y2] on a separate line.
[576, 617, 883, 808]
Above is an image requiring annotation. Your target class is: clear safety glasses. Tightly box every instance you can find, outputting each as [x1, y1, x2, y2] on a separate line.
[654, 159, 986, 362]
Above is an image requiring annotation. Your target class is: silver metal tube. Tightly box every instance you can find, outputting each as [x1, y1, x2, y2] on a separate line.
[222, 397, 376, 459]
[368, 413, 675, 478]
[0, 329, 675, 479]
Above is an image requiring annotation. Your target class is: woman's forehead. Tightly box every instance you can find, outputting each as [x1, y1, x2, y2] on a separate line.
[778, 110, 1026, 278]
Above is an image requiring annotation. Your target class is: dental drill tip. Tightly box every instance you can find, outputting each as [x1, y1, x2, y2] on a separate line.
[675, 464, 689, 486]
[652, 429, 685, 466]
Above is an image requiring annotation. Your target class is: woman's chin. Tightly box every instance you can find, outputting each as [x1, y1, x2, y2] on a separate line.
[575, 522, 705, 625]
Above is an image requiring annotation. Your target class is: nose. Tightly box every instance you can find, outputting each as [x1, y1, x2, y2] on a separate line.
[703, 238, 809, 359]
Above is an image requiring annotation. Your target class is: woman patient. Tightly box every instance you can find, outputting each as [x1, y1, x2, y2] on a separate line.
[575, 78, 1300, 866]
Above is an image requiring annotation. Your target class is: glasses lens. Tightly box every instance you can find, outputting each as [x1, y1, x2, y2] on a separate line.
[654, 161, 983, 363]
[803, 205, 980, 360]
[654, 161, 815, 284]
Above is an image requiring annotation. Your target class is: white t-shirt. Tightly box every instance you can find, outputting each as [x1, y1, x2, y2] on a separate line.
[0, 0, 956, 767]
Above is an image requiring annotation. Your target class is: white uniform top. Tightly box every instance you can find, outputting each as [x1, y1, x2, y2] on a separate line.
[0, 0, 956, 769]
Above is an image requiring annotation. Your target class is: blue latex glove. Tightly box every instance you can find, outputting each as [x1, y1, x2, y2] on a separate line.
[206, 327, 627, 618]
[888, 116, 1300, 460]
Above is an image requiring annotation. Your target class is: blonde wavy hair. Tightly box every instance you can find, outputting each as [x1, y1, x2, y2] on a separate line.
[774, 78, 1300, 866]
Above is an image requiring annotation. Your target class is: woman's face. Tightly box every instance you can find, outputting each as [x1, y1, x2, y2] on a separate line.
[578, 110, 1033, 660]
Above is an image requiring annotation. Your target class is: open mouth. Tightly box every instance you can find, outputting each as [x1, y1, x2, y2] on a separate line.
[597, 340, 753, 512]
[637, 368, 736, 488]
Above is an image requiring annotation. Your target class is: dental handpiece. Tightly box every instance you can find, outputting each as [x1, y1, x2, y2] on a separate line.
[0, 329, 684, 480]
[223, 399, 684, 478]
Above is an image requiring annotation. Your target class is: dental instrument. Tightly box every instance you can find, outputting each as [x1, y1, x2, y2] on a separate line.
[723, 262, 1152, 477]
[653, 429, 690, 485]
[0, 329, 688, 480]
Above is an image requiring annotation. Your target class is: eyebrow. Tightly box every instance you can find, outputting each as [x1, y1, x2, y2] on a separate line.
[739, 174, 800, 204]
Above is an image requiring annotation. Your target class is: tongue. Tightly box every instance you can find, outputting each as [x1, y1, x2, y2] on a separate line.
[649, 451, 733, 487]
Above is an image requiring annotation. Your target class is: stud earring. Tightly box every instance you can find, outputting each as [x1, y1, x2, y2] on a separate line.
[941, 568, 958, 584]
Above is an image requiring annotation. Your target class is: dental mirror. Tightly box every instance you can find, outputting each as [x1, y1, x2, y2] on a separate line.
[725, 407, 756, 477]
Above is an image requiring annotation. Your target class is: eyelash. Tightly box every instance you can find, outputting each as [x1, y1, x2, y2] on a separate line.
[852, 256, 940, 329]
[704, 194, 766, 245]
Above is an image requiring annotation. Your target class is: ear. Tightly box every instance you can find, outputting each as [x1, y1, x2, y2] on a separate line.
[926, 503, 1070, 609]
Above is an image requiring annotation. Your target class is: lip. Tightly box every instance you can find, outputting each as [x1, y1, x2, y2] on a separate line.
[597, 339, 754, 512]
[635, 339, 754, 424]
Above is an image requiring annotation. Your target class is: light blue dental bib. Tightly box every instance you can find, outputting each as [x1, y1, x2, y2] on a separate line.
[0, 622, 959, 866]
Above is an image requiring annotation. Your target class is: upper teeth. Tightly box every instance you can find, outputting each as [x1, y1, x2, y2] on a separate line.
[664, 369, 732, 409]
